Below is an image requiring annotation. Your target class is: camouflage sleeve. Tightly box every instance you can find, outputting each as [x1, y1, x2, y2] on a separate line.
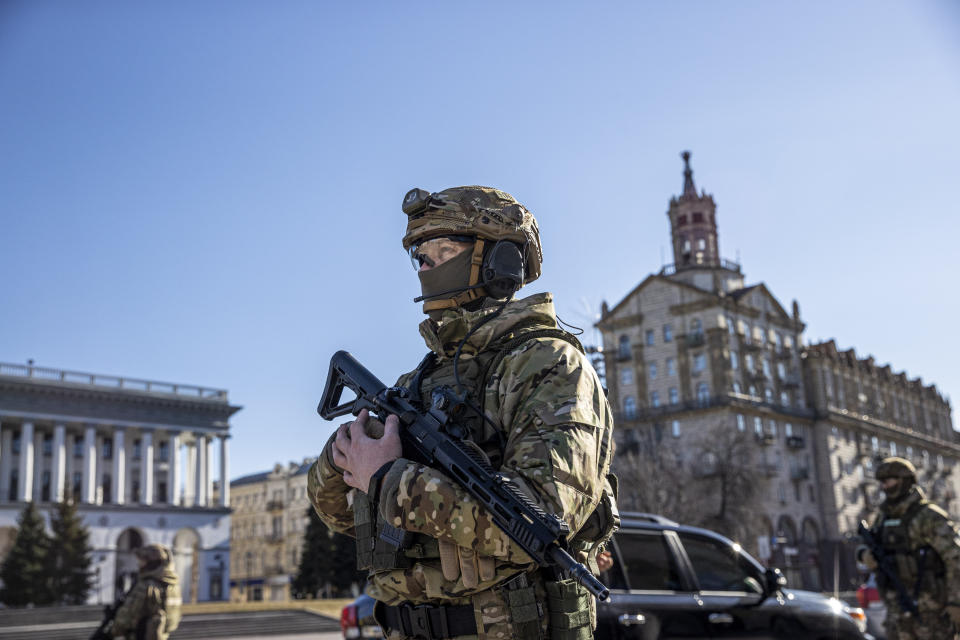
[307, 431, 356, 536]
[377, 338, 612, 563]
[915, 504, 960, 601]
[111, 581, 146, 637]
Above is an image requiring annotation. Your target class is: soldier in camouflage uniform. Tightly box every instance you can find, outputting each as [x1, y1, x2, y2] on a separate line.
[309, 186, 617, 640]
[857, 457, 960, 640]
[111, 544, 182, 640]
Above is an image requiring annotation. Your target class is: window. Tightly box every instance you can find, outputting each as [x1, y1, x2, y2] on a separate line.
[8, 470, 17, 501]
[753, 326, 764, 344]
[696, 238, 706, 250]
[624, 397, 637, 420]
[620, 368, 633, 386]
[72, 472, 82, 500]
[645, 330, 655, 346]
[732, 382, 741, 393]
[648, 362, 657, 380]
[157, 481, 168, 503]
[762, 359, 771, 378]
[697, 382, 709, 403]
[764, 388, 773, 402]
[611, 532, 683, 591]
[745, 354, 754, 371]
[132, 480, 141, 503]
[663, 325, 673, 342]
[669, 387, 679, 404]
[678, 214, 688, 226]
[777, 362, 787, 379]
[133, 439, 142, 461]
[618, 335, 631, 359]
[730, 351, 739, 369]
[693, 353, 706, 372]
[754, 417, 763, 434]
[727, 317, 735, 336]
[679, 533, 762, 593]
[41, 471, 51, 501]
[666, 358, 676, 376]
[785, 423, 793, 437]
[159, 440, 170, 461]
[651, 391, 660, 408]
[736, 415, 746, 432]
[768, 420, 778, 436]
[690, 318, 702, 336]
[102, 438, 113, 460]
[43, 435, 52, 457]
[748, 385, 758, 397]
[12, 432, 21, 455]
[692, 212, 704, 223]
[102, 473, 112, 503]
[682, 238, 691, 253]
[671, 420, 681, 437]
[780, 391, 789, 406]
[73, 436, 84, 458]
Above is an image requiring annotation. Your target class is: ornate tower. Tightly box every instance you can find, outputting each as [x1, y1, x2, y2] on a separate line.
[667, 151, 720, 268]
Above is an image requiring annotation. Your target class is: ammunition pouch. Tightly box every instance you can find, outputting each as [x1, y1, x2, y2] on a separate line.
[544, 578, 594, 640]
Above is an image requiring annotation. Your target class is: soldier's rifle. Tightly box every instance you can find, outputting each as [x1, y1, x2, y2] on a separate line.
[318, 350, 610, 601]
[857, 520, 919, 619]
[89, 589, 127, 640]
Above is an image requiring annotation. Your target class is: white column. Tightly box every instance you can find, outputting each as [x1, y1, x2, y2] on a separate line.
[169, 433, 181, 506]
[52, 424, 66, 503]
[0, 426, 11, 501]
[18, 422, 34, 502]
[141, 431, 154, 505]
[112, 428, 125, 505]
[195, 434, 208, 507]
[205, 437, 213, 506]
[83, 426, 97, 503]
[219, 435, 230, 507]
[32, 429, 43, 501]
[184, 440, 196, 507]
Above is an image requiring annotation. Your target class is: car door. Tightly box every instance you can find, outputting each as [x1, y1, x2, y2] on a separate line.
[598, 529, 713, 640]
[675, 532, 777, 639]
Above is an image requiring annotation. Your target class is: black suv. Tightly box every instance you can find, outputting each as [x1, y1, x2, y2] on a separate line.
[597, 512, 871, 640]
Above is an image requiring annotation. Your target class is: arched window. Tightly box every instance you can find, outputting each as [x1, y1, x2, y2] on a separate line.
[624, 396, 637, 420]
[697, 382, 709, 403]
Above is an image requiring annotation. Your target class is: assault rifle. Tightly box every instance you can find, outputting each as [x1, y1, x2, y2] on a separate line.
[318, 350, 610, 601]
[857, 520, 919, 618]
[89, 589, 127, 640]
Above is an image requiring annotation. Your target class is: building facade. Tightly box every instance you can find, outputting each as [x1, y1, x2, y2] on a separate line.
[0, 360, 239, 604]
[597, 153, 958, 591]
[229, 460, 312, 602]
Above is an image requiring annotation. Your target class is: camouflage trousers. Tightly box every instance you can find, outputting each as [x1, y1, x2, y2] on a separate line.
[885, 608, 958, 640]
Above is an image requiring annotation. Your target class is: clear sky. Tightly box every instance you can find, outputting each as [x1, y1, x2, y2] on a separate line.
[2, 1, 959, 480]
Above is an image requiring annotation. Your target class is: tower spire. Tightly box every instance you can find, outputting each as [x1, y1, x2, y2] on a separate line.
[681, 150, 696, 196]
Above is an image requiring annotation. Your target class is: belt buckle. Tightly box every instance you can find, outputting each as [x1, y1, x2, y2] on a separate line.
[401, 603, 433, 640]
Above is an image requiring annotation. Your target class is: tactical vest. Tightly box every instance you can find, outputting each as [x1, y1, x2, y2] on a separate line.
[353, 326, 617, 639]
[877, 499, 946, 599]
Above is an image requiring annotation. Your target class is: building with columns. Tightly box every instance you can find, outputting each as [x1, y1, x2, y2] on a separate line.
[597, 152, 958, 592]
[229, 460, 313, 602]
[0, 360, 240, 604]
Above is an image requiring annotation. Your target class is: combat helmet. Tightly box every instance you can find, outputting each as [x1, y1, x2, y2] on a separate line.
[401, 186, 542, 313]
[876, 457, 917, 482]
[135, 543, 172, 568]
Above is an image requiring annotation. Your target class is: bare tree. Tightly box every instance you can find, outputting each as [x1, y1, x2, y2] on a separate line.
[613, 421, 771, 548]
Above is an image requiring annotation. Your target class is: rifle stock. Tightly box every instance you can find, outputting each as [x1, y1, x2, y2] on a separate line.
[318, 350, 610, 601]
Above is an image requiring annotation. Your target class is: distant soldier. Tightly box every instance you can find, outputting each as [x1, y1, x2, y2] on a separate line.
[111, 544, 182, 640]
[857, 457, 960, 639]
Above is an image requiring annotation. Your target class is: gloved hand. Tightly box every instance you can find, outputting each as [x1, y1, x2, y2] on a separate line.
[439, 540, 496, 588]
[945, 604, 960, 626]
[857, 547, 878, 571]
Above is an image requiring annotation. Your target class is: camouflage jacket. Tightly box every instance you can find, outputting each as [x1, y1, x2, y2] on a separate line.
[309, 292, 615, 604]
[873, 486, 960, 610]
[112, 562, 181, 640]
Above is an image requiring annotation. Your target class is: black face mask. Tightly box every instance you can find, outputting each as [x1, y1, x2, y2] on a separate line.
[882, 478, 912, 503]
[417, 248, 475, 321]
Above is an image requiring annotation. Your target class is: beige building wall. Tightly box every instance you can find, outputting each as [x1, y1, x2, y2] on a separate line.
[229, 459, 313, 602]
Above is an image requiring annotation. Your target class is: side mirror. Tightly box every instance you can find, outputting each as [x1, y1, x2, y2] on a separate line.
[764, 567, 787, 596]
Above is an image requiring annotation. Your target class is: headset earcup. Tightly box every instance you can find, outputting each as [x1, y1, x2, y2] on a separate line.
[481, 241, 525, 298]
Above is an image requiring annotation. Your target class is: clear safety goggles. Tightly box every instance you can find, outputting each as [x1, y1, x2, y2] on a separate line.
[407, 235, 475, 270]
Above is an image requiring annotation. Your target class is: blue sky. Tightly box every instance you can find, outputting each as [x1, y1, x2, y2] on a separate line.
[2, 1, 959, 479]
